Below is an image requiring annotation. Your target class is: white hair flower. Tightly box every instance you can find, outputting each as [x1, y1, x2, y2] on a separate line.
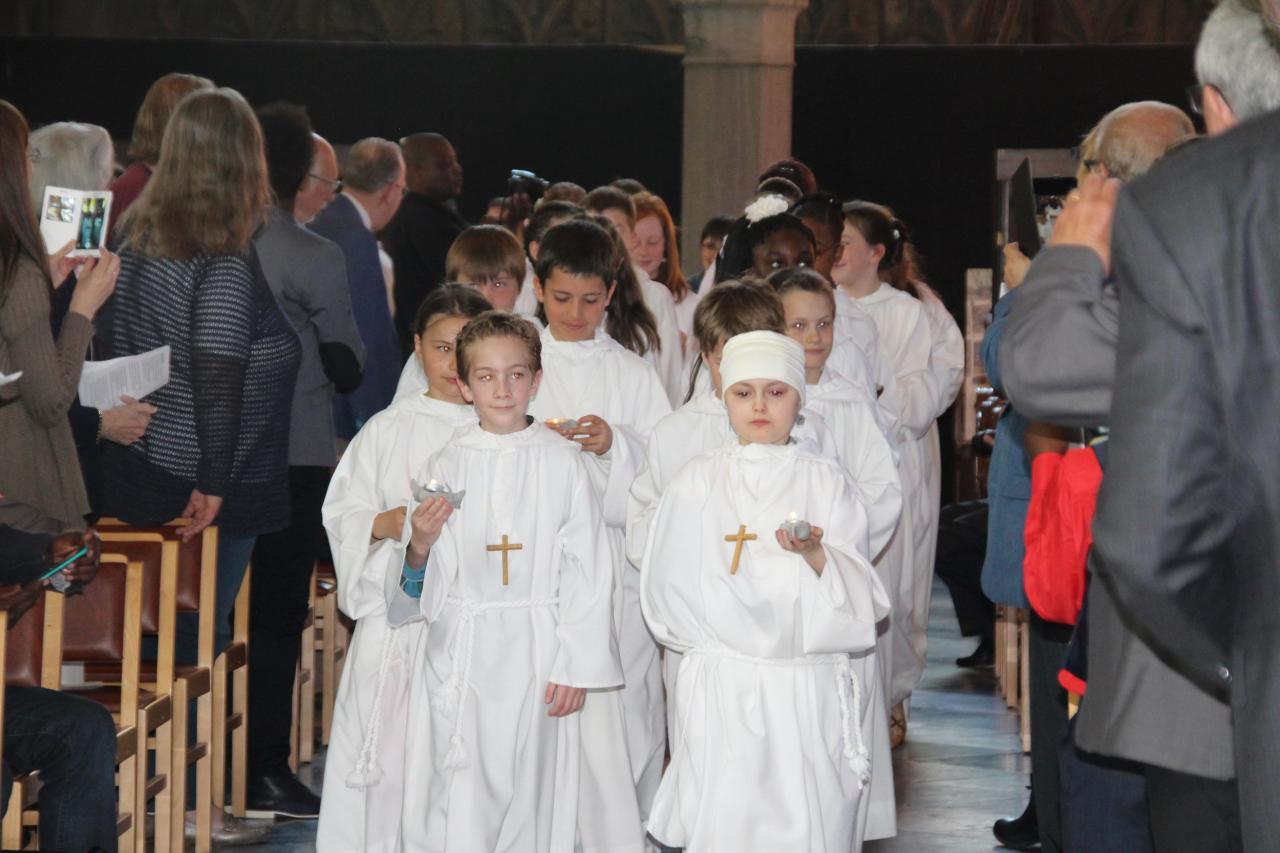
[744, 194, 791, 224]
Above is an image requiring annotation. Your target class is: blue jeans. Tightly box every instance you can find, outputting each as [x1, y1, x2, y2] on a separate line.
[172, 533, 255, 808]
[175, 533, 256, 663]
[2, 686, 119, 852]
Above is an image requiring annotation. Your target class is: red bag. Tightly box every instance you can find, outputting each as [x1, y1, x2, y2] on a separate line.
[1022, 448, 1103, 626]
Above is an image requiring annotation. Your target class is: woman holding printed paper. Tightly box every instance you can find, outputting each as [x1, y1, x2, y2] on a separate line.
[28, 120, 158, 517]
[0, 100, 120, 536]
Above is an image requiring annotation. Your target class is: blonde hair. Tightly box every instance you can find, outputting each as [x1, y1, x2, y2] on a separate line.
[455, 310, 542, 380]
[121, 88, 271, 260]
[126, 72, 215, 165]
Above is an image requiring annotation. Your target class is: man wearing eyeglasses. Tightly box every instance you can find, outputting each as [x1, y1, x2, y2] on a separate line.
[295, 134, 342, 225]
[379, 132, 469, 355]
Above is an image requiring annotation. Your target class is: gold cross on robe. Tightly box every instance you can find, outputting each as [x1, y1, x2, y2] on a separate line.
[724, 525, 757, 575]
[486, 535, 523, 585]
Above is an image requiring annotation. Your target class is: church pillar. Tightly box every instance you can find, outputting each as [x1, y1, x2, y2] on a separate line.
[675, 0, 809, 270]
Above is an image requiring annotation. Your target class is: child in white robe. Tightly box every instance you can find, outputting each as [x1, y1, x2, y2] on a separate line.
[317, 285, 492, 853]
[835, 201, 949, 742]
[640, 331, 894, 852]
[626, 280, 843, 745]
[529, 217, 672, 849]
[769, 266, 903, 559]
[386, 312, 622, 853]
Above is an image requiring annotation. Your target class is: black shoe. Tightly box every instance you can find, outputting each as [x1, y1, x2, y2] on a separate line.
[993, 797, 1040, 850]
[957, 636, 995, 668]
[244, 769, 321, 820]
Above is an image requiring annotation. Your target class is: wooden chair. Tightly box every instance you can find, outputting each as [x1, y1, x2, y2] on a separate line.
[289, 570, 317, 769]
[97, 518, 219, 852]
[4, 555, 146, 851]
[95, 532, 182, 853]
[212, 566, 251, 819]
[313, 561, 348, 746]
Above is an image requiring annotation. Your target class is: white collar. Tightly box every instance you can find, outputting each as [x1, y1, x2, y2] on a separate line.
[343, 192, 374, 231]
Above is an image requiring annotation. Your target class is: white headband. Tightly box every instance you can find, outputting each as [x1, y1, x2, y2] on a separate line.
[720, 330, 807, 406]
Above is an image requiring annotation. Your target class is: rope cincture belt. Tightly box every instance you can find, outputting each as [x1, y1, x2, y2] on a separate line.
[431, 594, 561, 770]
[685, 647, 871, 789]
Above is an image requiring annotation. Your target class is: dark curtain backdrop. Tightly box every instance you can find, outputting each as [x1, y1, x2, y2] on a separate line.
[0, 38, 685, 223]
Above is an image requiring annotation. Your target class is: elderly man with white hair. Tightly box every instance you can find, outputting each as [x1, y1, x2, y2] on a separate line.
[27, 122, 156, 516]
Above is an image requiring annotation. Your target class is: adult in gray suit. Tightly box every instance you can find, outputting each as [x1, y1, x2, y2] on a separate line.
[248, 102, 366, 820]
[1000, 100, 1194, 853]
[1002, 3, 1280, 850]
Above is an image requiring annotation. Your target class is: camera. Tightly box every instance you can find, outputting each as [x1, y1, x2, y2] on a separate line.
[508, 169, 549, 201]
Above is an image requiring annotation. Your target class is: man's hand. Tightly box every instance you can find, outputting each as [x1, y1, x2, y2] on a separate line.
[544, 683, 587, 717]
[180, 490, 223, 542]
[1003, 243, 1032, 289]
[49, 529, 102, 588]
[1049, 171, 1122, 275]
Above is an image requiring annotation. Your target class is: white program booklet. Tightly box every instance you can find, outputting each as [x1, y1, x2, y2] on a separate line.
[78, 346, 170, 411]
[39, 186, 113, 257]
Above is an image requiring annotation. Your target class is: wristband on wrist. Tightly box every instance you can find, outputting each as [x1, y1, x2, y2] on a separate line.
[400, 559, 427, 598]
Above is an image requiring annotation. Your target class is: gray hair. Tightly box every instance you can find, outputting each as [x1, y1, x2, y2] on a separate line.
[342, 137, 402, 193]
[1093, 102, 1196, 183]
[1195, 0, 1280, 121]
[27, 122, 115, 208]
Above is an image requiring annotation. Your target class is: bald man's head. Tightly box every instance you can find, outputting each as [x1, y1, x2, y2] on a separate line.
[293, 133, 340, 224]
[1092, 101, 1196, 183]
[401, 132, 462, 199]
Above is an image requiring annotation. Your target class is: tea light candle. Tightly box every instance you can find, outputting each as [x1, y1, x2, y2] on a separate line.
[412, 478, 466, 509]
[546, 417, 579, 431]
[781, 511, 811, 541]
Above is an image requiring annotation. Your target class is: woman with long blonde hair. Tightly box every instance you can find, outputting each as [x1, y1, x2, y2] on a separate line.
[97, 89, 299, 845]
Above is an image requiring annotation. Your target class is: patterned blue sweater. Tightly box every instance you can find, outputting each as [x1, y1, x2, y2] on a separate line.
[96, 248, 300, 536]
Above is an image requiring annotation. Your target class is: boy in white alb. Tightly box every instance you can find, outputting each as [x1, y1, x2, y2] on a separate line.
[528, 218, 671, 849]
[318, 285, 492, 853]
[386, 311, 622, 852]
[640, 331, 894, 851]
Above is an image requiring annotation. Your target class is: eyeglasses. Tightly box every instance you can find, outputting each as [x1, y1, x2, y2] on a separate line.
[386, 180, 409, 198]
[1187, 83, 1230, 117]
[308, 173, 342, 196]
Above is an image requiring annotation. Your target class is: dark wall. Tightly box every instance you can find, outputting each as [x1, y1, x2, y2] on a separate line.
[0, 38, 684, 222]
[794, 44, 1196, 314]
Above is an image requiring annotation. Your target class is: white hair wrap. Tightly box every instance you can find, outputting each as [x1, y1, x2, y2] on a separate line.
[720, 330, 807, 406]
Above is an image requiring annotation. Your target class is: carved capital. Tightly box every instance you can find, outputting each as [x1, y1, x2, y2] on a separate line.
[676, 0, 810, 66]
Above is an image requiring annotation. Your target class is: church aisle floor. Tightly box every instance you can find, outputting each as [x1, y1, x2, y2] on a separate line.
[239, 580, 1029, 852]
[866, 580, 1031, 852]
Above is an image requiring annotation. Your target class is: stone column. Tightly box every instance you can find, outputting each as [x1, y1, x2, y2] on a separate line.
[676, 0, 809, 271]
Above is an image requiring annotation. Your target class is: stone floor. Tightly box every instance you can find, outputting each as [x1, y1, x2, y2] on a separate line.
[241, 581, 1029, 852]
[865, 582, 1031, 852]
